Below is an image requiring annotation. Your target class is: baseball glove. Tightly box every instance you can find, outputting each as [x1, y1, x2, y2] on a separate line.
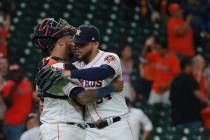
[35, 66, 64, 92]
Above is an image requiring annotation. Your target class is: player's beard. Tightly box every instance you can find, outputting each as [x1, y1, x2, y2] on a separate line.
[76, 48, 93, 63]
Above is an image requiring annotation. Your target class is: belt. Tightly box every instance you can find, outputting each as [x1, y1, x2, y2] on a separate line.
[67, 116, 121, 129]
[67, 122, 90, 129]
[38, 93, 68, 100]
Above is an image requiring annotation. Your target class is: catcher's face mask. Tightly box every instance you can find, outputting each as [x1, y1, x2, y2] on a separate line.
[32, 18, 76, 51]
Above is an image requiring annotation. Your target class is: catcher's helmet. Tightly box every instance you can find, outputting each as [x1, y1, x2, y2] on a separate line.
[32, 18, 76, 51]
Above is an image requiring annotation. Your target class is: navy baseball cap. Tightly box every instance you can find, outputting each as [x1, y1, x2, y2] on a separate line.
[73, 24, 100, 44]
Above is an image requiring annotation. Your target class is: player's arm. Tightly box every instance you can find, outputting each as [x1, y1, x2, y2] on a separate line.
[73, 84, 119, 105]
[140, 111, 153, 140]
[35, 64, 116, 92]
[36, 54, 120, 91]
[64, 64, 115, 80]
[38, 55, 116, 81]
[66, 54, 120, 80]
[67, 77, 123, 105]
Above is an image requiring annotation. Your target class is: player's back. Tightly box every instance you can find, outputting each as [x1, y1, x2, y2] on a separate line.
[38, 57, 84, 123]
[73, 50, 128, 122]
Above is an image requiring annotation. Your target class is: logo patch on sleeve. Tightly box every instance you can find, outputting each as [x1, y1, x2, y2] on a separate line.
[104, 55, 116, 63]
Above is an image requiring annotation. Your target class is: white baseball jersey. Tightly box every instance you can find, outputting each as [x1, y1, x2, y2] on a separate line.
[38, 57, 84, 123]
[74, 50, 133, 140]
[128, 108, 153, 140]
[73, 50, 129, 122]
[38, 57, 86, 140]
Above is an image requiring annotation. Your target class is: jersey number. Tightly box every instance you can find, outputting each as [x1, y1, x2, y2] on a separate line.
[96, 95, 112, 104]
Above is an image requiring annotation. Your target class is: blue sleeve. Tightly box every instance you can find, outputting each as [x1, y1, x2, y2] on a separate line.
[95, 84, 116, 99]
[70, 64, 115, 80]
[69, 84, 116, 99]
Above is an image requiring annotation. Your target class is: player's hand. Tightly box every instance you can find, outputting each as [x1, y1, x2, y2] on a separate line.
[35, 66, 64, 91]
[111, 76, 123, 92]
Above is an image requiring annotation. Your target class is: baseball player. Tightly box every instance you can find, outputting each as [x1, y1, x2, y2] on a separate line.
[36, 24, 133, 140]
[32, 18, 123, 140]
[126, 98, 153, 140]
[72, 24, 133, 140]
